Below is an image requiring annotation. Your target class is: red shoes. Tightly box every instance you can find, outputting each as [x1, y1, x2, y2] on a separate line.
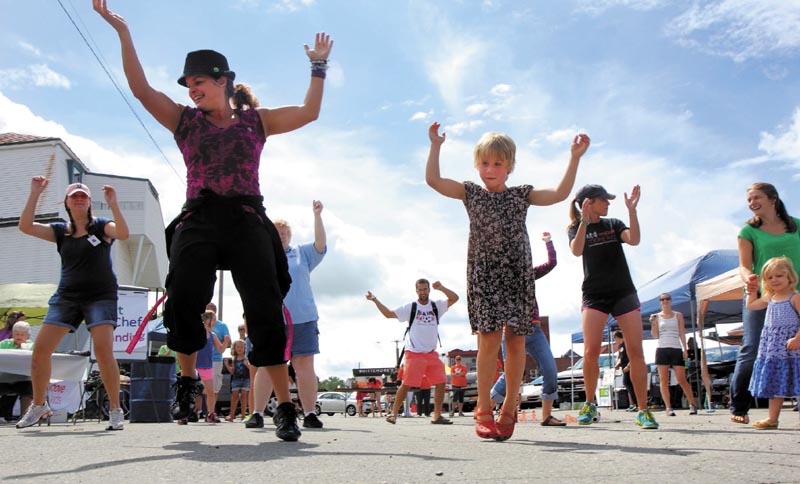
[495, 411, 517, 441]
[474, 410, 497, 439]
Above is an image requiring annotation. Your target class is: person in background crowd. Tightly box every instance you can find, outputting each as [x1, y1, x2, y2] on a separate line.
[0, 311, 25, 342]
[0, 322, 34, 422]
[224, 340, 250, 421]
[614, 331, 637, 412]
[449, 356, 468, 417]
[650, 293, 698, 416]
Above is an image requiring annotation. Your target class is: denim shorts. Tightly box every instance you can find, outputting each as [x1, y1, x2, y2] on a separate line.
[43, 294, 117, 331]
[230, 379, 250, 391]
[291, 320, 320, 357]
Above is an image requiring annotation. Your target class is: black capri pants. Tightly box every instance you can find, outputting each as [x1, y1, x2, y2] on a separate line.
[163, 194, 290, 367]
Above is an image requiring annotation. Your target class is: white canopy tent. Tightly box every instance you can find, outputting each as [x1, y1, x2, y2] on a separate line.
[694, 268, 745, 409]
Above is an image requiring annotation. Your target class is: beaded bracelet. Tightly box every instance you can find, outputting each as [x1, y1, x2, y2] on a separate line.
[310, 59, 328, 79]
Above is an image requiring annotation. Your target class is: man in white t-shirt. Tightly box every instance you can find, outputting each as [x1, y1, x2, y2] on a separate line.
[366, 279, 458, 425]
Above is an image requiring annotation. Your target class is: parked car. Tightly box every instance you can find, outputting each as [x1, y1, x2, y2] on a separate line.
[315, 391, 385, 416]
[556, 354, 617, 403]
[520, 376, 543, 408]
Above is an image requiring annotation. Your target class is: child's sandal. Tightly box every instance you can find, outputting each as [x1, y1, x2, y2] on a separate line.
[495, 411, 517, 441]
[474, 410, 497, 439]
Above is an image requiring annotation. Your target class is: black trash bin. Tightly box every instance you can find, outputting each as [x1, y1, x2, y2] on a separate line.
[129, 357, 176, 423]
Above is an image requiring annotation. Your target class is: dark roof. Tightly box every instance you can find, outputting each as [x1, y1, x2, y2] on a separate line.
[0, 133, 60, 146]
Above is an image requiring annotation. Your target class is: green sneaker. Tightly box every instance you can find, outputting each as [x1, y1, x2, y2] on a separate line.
[577, 402, 597, 425]
[636, 409, 659, 429]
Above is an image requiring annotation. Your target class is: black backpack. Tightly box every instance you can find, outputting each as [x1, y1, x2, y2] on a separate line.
[397, 301, 441, 367]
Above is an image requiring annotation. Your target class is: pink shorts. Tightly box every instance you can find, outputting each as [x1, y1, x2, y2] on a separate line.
[402, 351, 446, 388]
[197, 367, 214, 382]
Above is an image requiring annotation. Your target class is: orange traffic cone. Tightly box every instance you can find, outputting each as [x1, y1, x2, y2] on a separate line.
[531, 410, 538, 422]
[519, 410, 527, 422]
[564, 413, 578, 423]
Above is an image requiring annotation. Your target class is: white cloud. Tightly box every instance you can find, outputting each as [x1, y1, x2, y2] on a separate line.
[665, 0, 800, 62]
[574, 0, 667, 15]
[409, 110, 433, 122]
[756, 108, 800, 170]
[544, 129, 577, 145]
[444, 120, 485, 136]
[489, 84, 512, 96]
[18, 41, 42, 57]
[268, 0, 315, 13]
[0, 65, 71, 90]
[465, 103, 489, 116]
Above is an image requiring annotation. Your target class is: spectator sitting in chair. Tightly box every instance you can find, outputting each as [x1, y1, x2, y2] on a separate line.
[0, 322, 34, 422]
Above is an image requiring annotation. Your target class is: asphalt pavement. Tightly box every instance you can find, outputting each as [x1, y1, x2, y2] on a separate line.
[2, 406, 800, 483]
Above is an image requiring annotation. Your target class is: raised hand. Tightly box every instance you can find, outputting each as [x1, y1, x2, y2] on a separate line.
[93, 0, 128, 32]
[304, 33, 333, 61]
[102, 185, 118, 205]
[432, 281, 443, 291]
[365, 291, 376, 301]
[313, 200, 323, 215]
[429, 122, 446, 146]
[30, 176, 48, 194]
[542, 231, 551, 242]
[624, 185, 641, 211]
[580, 198, 592, 221]
[571, 134, 590, 158]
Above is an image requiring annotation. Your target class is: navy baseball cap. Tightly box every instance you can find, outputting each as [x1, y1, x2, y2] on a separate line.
[575, 184, 615, 204]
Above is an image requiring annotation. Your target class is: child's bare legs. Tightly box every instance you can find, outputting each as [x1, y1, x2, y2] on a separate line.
[766, 397, 783, 424]
[228, 389, 240, 420]
[240, 389, 249, 417]
[498, 330, 524, 423]
[203, 379, 216, 416]
[476, 330, 502, 421]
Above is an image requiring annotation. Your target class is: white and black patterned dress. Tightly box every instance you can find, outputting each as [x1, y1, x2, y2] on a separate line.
[463, 181, 536, 335]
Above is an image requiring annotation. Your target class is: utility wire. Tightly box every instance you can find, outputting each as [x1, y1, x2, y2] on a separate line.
[57, 0, 185, 187]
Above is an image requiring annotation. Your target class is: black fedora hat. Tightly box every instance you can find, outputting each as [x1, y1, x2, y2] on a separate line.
[177, 49, 236, 87]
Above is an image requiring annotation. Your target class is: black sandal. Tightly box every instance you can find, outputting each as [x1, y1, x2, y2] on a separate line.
[541, 415, 567, 427]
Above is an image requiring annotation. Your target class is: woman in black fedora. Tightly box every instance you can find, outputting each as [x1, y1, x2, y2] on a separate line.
[95, 0, 332, 442]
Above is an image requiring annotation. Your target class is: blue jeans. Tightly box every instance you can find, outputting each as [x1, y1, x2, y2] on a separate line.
[491, 325, 558, 403]
[729, 298, 766, 415]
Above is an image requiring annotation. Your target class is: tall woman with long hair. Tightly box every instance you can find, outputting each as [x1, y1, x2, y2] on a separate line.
[730, 182, 800, 424]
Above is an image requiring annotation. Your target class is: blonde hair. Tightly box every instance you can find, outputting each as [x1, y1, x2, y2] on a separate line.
[473, 132, 516, 173]
[760, 256, 799, 299]
[273, 219, 291, 231]
[231, 340, 246, 358]
[201, 310, 216, 322]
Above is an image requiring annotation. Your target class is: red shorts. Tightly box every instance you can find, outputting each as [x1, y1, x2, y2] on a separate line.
[402, 351, 446, 388]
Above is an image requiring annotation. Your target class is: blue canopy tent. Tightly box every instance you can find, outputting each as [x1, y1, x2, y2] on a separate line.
[571, 249, 741, 342]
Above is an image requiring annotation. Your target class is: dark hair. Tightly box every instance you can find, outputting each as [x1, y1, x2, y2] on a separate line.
[613, 330, 623, 339]
[226, 82, 259, 110]
[415, 278, 430, 288]
[567, 197, 582, 231]
[4, 311, 25, 331]
[64, 200, 94, 237]
[746, 182, 797, 233]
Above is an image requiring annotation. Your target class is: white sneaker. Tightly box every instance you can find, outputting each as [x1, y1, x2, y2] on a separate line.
[16, 402, 52, 429]
[106, 408, 125, 431]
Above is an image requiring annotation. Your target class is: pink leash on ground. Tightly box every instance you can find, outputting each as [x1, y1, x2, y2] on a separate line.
[125, 293, 168, 354]
[282, 304, 294, 361]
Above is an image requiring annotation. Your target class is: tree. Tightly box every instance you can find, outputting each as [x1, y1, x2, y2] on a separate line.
[318, 376, 345, 391]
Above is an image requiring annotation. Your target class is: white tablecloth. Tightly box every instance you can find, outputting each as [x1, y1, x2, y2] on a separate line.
[0, 349, 89, 382]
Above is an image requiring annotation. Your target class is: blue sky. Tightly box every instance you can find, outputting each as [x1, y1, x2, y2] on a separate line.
[2, 0, 800, 380]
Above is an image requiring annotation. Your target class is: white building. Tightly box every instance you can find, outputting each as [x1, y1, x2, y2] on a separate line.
[0, 133, 168, 292]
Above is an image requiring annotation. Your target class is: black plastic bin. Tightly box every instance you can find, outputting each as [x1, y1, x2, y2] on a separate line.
[129, 357, 176, 423]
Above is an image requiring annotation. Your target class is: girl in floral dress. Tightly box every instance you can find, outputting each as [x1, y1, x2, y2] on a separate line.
[425, 121, 589, 440]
